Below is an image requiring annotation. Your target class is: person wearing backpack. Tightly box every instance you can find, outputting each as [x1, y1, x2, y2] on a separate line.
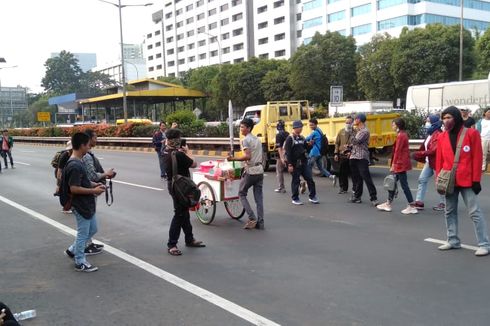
[305, 119, 335, 182]
[62, 132, 106, 272]
[163, 128, 205, 256]
[274, 120, 288, 193]
[284, 120, 318, 205]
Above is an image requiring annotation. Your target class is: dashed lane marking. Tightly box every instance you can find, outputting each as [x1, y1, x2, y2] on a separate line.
[424, 237, 479, 251]
[0, 194, 281, 326]
[14, 161, 31, 166]
[111, 180, 164, 191]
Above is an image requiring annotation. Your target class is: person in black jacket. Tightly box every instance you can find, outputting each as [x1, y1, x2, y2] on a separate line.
[0, 302, 20, 326]
[284, 120, 318, 205]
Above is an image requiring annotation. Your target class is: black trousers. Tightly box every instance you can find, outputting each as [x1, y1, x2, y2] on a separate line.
[338, 158, 351, 191]
[0, 302, 20, 326]
[167, 186, 194, 248]
[349, 159, 377, 201]
[1, 150, 13, 167]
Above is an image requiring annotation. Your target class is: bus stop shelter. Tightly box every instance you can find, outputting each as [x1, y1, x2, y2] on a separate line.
[78, 79, 207, 122]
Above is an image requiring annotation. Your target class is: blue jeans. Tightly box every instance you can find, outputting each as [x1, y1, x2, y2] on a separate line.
[308, 155, 331, 177]
[291, 161, 316, 201]
[445, 187, 490, 248]
[157, 150, 167, 178]
[416, 163, 445, 204]
[388, 172, 414, 204]
[69, 210, 98, 265]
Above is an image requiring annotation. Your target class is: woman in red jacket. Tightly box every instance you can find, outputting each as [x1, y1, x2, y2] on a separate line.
[377, 118, 418, 214]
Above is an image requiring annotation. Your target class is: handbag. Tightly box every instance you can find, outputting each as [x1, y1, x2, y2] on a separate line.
[383, 174, 397, 192]
[436, 128, 467, 196]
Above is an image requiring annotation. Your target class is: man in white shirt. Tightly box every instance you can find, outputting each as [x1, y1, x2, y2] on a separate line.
[476, 107, 490, 171]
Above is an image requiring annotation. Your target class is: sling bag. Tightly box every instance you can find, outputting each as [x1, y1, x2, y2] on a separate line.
[436, 128, 467, 196]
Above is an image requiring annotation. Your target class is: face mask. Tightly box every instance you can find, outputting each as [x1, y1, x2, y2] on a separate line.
[345, 124, 352, 131]
[444, 119, 455, 131]
[425, 122, 432, 129]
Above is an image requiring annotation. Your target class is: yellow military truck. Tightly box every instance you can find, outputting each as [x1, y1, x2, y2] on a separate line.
[239, 100, 399, 170]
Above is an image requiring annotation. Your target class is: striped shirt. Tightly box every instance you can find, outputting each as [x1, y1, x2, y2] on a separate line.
[349, 127, 370, 161]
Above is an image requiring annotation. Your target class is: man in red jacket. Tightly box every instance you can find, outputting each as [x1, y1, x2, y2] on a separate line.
[436, 106, 489, 256]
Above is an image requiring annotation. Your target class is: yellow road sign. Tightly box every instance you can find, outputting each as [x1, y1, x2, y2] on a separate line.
[37, 112, 51, 122]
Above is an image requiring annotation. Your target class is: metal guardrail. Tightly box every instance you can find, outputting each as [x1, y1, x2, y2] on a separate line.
[13, 136, 240, 146]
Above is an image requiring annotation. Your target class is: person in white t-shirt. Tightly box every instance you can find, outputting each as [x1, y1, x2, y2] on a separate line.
[476, 107, 490, 171]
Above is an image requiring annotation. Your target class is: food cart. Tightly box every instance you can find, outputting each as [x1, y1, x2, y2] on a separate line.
[192, 160, 245, 225]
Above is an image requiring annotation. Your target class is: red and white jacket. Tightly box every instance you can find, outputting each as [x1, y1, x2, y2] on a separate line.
[436, 127, 482, 188]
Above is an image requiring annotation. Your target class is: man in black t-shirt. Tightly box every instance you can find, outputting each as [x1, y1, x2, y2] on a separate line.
[63, 132, 105, 272]
[163, 128, 205, 256]
[461, 108, 476, 128]
[275, 120, 288, 193]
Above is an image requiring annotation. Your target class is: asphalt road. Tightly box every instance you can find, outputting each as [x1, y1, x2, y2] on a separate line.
[2, 144, 490, 326]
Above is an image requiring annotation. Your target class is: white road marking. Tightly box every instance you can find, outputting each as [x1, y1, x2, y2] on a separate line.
[0, 194, 281, 326]
[14, 161, 31, 166]
[18, 150, 36, 153]
[112, 180, 164, 191]
[424, 238, 479, 251]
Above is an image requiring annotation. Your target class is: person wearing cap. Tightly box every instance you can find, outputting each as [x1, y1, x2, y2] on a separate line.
[461, 107, 476, 128]
[274, 120, 289, 193]
[436, 106, 489, 256]
[228, 118, 265, 230]
[349, 113, 378, 206]
[1, 129, 14, 169]
[284, 120, 318, 205]
[413, 114, 445, 211]
[476, 107, 490, 171]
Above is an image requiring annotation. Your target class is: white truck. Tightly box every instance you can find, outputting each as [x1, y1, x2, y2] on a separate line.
[405, 73, 490, 113]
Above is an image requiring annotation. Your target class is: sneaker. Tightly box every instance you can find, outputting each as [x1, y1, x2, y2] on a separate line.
[414, 201, 425, 210]
[74, 262, 98, 273]
[90, 243, 104, 249]
[338, 190, 347, 194]
[309, 196, 319, 204]
[401, 205, 418, 215]
[255, 222, 265, 230]
[274, 188, 286, 193]
[377, 202, 392, 212]
[62, 209, 72, 214]
[65, 249, 75, 259]
[330, 175, 337, 187]
[300, 181, 307, 194]
[243, 219, 257, 229]
[438, 243, 461, 250]
[292, 199, 304, 205]
[84, 243, 103, 256]
[475, 247, 489, 256]
[350, 197, 362, 204]
[433, 203, 445, 211]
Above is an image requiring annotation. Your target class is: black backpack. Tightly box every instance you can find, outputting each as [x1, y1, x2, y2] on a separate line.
[59, 160, 76, 210]
[51, 150, 67, 169]
[315, 129, 329, 157]
[171, 151, 201, 208]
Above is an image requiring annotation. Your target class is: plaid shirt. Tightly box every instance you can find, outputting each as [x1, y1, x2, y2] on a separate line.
[349, 127, 370, 161]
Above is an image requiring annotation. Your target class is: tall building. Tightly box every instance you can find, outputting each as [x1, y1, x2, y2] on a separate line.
[0, 86, 27, 127]
[50, 52, 97, 72]
[123, 44, 144, 60]
[145, 0, 490, 79]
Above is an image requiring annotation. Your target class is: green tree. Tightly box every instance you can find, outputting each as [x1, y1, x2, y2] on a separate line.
[41, 50, 82, 95]
[357, 34, 398, 101]
[79, 71, 117, 96]
[157, 76, 183, 86]
[261, 61, 294, 101]
[289, 31, 358, 105]
[475, 27, 490, 78]
[392, 24, 475, 98]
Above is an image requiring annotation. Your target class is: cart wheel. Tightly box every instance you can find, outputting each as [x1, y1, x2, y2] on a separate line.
[224, 199, 245, 219]
[196, 181, 216, 225]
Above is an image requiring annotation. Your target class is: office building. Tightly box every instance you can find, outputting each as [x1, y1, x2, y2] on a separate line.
[0, 86, 28, 127]
[145, 0, 490, 78]
[93, 43, 147, 83]
[51, 52, 97, 72]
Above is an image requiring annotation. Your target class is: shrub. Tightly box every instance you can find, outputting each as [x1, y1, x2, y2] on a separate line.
[133, 124, 159, 137]
[165, 110, 196, 127]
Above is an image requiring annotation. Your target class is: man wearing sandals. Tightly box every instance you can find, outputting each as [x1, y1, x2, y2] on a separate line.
[163, 128, 205, 256]
[228, 118, 265, 230]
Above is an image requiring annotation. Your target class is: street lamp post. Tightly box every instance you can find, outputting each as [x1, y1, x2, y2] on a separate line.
[98, 0, 152, 123]
[459, 0, 464, 81]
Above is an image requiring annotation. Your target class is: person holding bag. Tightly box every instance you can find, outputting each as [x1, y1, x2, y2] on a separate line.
[436, 106, 489, 256]
[377, 118, 418, 214]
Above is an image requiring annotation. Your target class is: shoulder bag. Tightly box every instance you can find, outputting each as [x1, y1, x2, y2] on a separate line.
[436, 128, 467, 196]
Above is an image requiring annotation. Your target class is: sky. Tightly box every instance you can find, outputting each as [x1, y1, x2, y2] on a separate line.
[0, 0, 156, 93]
